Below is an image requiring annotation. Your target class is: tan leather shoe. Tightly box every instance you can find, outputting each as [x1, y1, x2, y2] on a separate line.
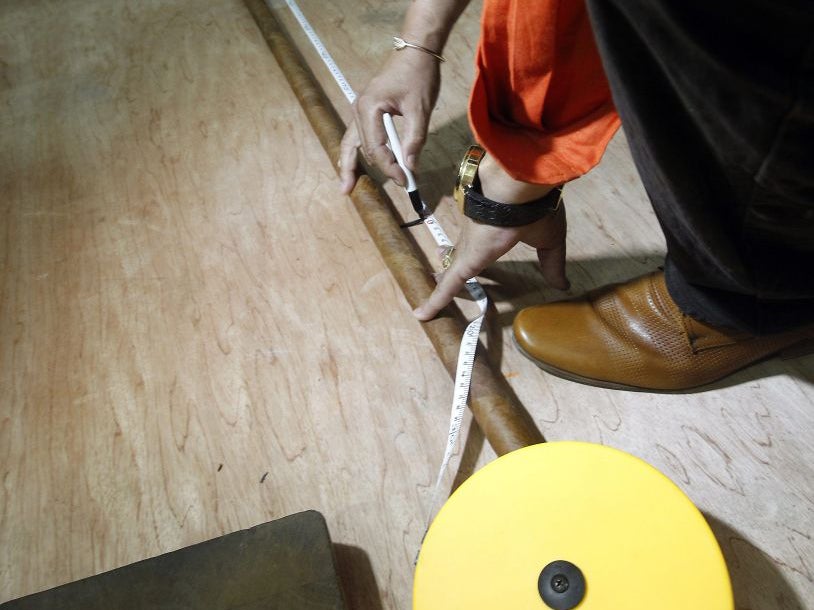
[513, 271, 814, 391]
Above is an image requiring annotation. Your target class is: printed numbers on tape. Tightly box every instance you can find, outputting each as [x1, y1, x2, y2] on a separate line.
[279, 0, 488, 529]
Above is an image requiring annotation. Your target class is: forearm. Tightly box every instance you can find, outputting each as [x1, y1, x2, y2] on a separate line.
[399, 0, 472, 53]
[339, 0, 471, 190]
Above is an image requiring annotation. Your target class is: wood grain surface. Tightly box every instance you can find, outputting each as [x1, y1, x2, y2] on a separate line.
[1, 1, 813, 609]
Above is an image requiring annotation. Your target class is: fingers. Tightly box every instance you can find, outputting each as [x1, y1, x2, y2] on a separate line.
[339, 112, 412, 193]
[402, 106, 429, 172]
[338, 125, 362, 194]
[414, 261, 479, 321]
[535, 205, 569, 290]
[354, 99, 407, 187]
[537, 241, 570, 291]
[412, 200, 571, 321]
[413, 236, 497, 321]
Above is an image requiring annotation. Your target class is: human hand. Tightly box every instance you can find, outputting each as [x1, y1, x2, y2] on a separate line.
[413, 200, 570, 321]
[414, 154, 570, 320]
[339, 51, 440, 194]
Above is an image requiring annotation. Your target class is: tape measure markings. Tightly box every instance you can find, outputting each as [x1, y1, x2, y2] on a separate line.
[283, 0, 357, 104]
[278, 0, 488, 530]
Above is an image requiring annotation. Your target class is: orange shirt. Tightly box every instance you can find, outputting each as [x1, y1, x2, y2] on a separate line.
[469, 0, 620, 185]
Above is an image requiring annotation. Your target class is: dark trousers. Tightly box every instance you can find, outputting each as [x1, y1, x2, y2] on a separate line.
[585, 0, 814, 334]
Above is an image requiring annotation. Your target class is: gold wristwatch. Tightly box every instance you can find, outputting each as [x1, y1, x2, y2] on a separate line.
[454, 145, 562, 226]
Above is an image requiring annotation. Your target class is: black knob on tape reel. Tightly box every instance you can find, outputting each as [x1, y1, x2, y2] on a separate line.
[538, 560, 586, 609]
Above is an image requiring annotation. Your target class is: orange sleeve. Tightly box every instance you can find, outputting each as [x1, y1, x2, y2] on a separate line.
[469, 0, 621, 185]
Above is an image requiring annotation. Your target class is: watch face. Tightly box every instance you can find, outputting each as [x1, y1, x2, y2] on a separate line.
[455, 145, 485, 208]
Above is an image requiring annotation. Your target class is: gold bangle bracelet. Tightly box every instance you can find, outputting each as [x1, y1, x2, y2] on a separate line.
[392, 37, 445, 62]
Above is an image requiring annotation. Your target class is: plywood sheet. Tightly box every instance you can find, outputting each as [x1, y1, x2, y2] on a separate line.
[2, 0, 812, 608]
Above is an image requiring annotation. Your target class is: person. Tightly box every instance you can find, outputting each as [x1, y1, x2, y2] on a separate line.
[338, 0, 814, 391]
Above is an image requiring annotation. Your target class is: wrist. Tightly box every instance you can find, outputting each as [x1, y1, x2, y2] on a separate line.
[454, 145, 562, 227]
[399, 31, 445, 55]
[478, 155, 554, 204]
[400, 0, 470, 53]
[393, 37, 445, 62]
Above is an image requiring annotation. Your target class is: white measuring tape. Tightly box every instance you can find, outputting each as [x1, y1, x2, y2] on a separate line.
[278, 0, 488, 527]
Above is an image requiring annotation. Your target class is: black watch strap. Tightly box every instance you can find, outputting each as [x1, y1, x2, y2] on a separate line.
[463, 180, 562, 227]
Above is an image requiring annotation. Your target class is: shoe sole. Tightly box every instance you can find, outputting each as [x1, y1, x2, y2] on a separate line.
[513, 332, 814, 393]
[512, 336, 673, 392]
[509, 336, 794, 394]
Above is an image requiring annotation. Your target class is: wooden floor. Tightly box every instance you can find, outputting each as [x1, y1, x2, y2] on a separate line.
[1, 1, 812, 608]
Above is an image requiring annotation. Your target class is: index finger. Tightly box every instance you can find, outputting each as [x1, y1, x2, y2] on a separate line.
[413, 257, 482, 321]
